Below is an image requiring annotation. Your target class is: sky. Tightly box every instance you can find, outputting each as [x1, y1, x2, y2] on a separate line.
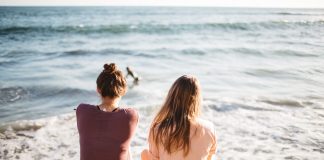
[0, 0, 324, 8]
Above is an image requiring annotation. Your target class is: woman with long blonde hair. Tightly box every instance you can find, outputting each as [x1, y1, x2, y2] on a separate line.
[142, 75, 216, 160]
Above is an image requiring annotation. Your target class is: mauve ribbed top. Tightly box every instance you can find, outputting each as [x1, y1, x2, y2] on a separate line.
[76, 103, 138, 160]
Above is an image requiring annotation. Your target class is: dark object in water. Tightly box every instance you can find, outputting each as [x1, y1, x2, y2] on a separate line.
[126, 66, 140, 82]
[0, 86, 28, 104]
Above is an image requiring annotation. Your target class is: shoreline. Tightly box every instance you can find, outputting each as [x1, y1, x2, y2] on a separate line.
[1, 102, 323, 160]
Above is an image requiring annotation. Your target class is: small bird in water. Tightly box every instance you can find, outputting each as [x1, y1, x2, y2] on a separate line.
[126, 66, 140, 83]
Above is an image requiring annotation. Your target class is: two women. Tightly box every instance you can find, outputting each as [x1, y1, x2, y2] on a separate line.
[76, 63, 216, 160]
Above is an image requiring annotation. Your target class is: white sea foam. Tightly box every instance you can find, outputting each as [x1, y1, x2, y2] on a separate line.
[0, 113, 79, 160]
[1, 99, 324, 160]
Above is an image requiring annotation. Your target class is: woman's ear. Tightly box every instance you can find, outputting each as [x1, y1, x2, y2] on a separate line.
[97, 88, 102, 95]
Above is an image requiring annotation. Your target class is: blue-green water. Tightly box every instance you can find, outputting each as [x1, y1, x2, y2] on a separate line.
[0, 7, 323, 160]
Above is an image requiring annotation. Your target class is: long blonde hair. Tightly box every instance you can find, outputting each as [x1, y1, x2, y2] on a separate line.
[150, 75, 201, 156]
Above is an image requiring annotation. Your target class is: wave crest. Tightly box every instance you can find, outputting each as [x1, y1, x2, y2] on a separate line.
[1, 20, 323, 35]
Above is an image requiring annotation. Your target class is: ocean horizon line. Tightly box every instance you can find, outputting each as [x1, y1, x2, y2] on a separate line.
[0, 5, 324, 9]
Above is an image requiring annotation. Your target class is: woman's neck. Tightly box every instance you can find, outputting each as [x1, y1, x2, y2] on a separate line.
[99, 97, 120, 112]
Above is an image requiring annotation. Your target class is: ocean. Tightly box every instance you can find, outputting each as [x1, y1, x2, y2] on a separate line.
[0, 7, 323, 160]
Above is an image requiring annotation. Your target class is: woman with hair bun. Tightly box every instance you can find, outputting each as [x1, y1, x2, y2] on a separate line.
[76, 63, 138, 160]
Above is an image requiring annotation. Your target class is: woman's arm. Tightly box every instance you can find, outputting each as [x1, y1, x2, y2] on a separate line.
[141, 149, 149, 160]
[207, 140, 217, 160]
[141, 131, 160, 160]
[207, 129, 217, 160]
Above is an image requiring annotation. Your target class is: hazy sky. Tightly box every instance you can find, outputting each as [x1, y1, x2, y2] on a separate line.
[1, 0, 324, 8]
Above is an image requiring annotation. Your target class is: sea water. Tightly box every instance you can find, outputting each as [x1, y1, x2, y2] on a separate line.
[0, 7, 323, 160]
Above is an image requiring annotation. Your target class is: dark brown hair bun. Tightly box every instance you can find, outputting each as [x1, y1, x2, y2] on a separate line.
[103, 63, 117, 73]
[97, 63, 127, 98]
